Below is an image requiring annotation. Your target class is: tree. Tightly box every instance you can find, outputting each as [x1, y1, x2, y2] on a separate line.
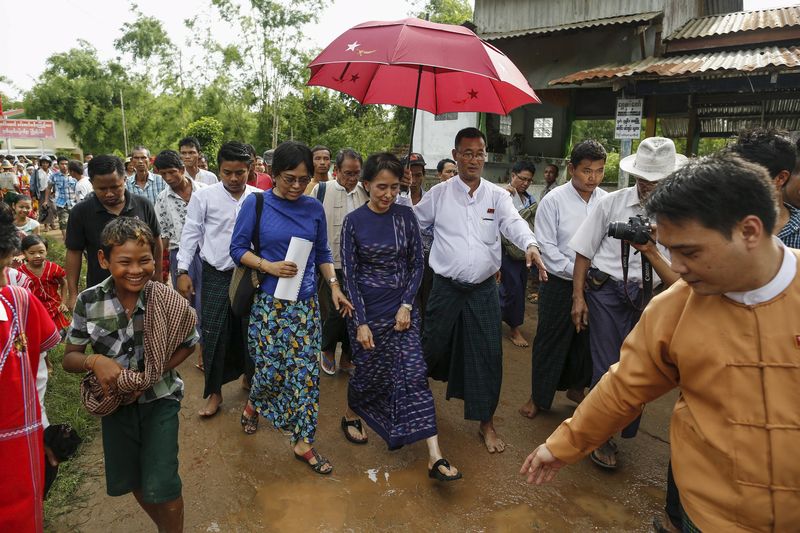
[413, 0, 473, 25]
[114, 6, 181, 91]
[182, 117, 224, 165]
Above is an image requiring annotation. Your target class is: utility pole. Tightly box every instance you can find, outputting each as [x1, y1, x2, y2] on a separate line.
[120, 88, 129, 156]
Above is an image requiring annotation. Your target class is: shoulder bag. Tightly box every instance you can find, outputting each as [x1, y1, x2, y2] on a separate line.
[229, 192, 266, 316]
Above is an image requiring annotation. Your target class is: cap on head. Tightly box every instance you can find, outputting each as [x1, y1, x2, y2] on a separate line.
[1, 160, 13, 170]
[618, 137, 687, 182]
[401, 152, 426, 168]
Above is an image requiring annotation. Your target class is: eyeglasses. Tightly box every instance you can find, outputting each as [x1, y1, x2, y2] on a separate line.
[340, 171, 361, 178]
[281, 175, 311, 186]
[514, 175, 533, 183]
[457, 151, 487, 161]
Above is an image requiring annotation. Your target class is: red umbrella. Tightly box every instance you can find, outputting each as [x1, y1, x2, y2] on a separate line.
[307, 18, 539, 153]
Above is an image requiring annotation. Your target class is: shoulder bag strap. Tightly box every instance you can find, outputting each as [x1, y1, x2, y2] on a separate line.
[253, 192, 264, 252]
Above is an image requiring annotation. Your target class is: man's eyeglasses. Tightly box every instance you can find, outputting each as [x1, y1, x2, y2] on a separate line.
[340, 171, 361, 178]
[281, 175, 311, 186]
[457, 151, 487, 161]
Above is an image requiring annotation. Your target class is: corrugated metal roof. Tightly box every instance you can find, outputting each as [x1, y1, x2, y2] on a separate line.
[482, 11, 662, 41]
[666, 5, 800, 41]
[549, 45, 800, 85]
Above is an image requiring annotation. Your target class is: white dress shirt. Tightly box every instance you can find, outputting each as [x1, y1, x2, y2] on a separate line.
[569, 186, 667, 284]
[536, 181, 607, 280]
[413, 176, 538, 284]
[185, 168, 218, 186]
[177, 182, 258, 271]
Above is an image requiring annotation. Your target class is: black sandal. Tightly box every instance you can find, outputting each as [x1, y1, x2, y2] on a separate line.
[341, 416, 368, 444]
[590, 440, 618, 470]
[240, 406, 259, 435]
[428, 458, 462, 482]
[294, 448, 333, 475]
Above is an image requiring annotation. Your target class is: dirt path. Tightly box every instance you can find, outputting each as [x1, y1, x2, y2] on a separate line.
[52, 300, 675, 532]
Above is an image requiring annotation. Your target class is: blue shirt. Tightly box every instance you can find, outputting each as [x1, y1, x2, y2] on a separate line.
[49, 171, 77, 208]
[126, 172, 166, 205]
[230, 190, 333, 300]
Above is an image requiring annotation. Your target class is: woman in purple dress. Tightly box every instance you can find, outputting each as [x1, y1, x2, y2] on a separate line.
[340, 152, 461, 482]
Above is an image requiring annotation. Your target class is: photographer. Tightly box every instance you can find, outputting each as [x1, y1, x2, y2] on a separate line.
[568, 137, 685, 469]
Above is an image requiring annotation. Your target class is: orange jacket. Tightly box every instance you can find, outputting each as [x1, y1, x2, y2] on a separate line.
[546, 250, 800, 531]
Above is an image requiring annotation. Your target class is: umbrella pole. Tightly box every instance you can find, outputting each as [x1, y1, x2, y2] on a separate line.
[403, 65, 423, 192]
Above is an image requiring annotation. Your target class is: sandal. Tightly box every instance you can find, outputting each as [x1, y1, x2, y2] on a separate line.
[240, 405, 258, 435]
[428, 458, 462, 482]
[590, 440, 618, 470]
[319, 351, 337, 376]
[294, 448, 333, 475]
[341, 416, 368, 444]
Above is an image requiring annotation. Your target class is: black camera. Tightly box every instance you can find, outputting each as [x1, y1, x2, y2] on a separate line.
[607, 214, 652, 245]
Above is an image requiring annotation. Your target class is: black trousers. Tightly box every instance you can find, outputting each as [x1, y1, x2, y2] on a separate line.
[319, 268, 351, 357]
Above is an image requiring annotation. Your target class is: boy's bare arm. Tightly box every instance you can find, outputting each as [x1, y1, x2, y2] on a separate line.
[164, 345, 195, 371]
[65, 249, 83, 310]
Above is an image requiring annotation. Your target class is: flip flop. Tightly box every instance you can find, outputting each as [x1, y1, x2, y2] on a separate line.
[341, 417, 368, 444]
[294, 448, 333, 475]
[240, 405, 258, 435]
[590, 441, 618, 470]
[428, 458, 462, 482]
[319, 352, 337, 376]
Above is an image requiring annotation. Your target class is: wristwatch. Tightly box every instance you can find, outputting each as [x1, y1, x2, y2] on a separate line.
[328, 276, 339, 286]
[401, 303, 413, 311]
[176, 269, 189, 277]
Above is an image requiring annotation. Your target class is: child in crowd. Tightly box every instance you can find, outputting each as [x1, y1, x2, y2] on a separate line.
[12, 195, 40, 236]
[0, 203, 61, 532]
[62, 217, 198, 533]
[19, 235, 69, 331]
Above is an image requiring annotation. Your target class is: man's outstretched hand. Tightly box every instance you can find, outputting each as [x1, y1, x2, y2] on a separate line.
[520, 444, 566, 484]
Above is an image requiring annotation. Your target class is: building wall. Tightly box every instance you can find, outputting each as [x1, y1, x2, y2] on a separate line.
[412, 111, 478, 170]
[475, 0, 666, 35]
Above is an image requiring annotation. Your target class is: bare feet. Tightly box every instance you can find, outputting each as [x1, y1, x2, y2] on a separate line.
[566, 388, 585, 405]
[508, 327, 529, 348]
[518, 397, 540, 419]
[479, 421, 506, 453]
[198, 393, 222, 417]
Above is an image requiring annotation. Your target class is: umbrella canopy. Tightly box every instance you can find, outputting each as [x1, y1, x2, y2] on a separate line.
[307, 17, 539, 116]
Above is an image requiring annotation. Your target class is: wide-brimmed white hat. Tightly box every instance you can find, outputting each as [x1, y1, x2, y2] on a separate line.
[619, 137, 687, 182]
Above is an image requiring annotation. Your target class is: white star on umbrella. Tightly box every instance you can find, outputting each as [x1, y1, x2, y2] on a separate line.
[346, 41, 360, 52]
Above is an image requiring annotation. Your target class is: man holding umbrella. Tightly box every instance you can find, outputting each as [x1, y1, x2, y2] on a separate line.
[415, 127, 547, 453]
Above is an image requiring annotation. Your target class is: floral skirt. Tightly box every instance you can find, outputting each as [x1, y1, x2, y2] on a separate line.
[248, 291, 321, 444]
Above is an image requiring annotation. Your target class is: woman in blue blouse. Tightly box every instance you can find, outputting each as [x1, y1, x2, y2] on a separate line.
[230, 141, 352, 476]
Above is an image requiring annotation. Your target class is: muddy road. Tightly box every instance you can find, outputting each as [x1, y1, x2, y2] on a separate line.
[53, 301, 675, 532]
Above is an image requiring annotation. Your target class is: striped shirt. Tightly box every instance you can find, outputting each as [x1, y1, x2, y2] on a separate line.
[126, 172, 167, 205]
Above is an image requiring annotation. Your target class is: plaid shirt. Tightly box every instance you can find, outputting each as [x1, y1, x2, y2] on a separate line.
[778, 203, 800, 249]
[126, 172, 166, 205]
[49, 171, 78, 208]
[66, 277, 199, 402]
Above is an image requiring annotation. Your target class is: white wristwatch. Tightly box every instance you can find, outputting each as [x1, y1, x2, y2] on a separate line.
[401, 303, 413, 311]
[328, 276, 339, 286]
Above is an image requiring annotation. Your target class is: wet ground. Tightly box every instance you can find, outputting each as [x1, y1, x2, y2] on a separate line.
[53, 298, 676, 532]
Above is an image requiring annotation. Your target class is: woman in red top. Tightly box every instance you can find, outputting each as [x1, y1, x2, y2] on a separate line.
[19, 235, 69, 331]
[0, 205, 60, 532]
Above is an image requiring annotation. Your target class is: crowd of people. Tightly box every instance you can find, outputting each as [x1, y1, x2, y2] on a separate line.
[1, 124, 799, 532]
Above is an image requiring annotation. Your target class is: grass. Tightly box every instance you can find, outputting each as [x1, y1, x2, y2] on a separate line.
[39, 235, 99, 526]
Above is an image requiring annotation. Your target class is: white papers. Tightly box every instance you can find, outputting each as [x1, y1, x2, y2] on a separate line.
[274, 237, 313, 301]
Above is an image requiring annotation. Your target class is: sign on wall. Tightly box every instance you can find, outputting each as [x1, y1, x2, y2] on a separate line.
[0, 119, 56, 139]
[614, 98, 643, 140]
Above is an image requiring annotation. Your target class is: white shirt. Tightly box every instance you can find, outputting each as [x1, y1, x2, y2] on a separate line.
[75, 177, 93, 201]
[569, 186, 667, 284]
[413, 176, 538, 284]
[185, 168, 218, 186]
[536, 181, 607, 280]
[310, 180, 362, 214]
[177, 182, 258, 271]
[725, 240, 796, 305]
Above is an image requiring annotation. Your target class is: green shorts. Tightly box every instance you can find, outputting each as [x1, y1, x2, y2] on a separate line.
[56, 207, 70, 229]
[101, 398, 182, 504]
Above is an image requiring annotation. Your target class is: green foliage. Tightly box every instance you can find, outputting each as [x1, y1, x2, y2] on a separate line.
[182, 116, 224, 164]
[414, 0, 473, 24]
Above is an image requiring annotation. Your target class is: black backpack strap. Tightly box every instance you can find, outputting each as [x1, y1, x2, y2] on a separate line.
[253, 192, 264, 251]
[316, 181, 327, 203]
